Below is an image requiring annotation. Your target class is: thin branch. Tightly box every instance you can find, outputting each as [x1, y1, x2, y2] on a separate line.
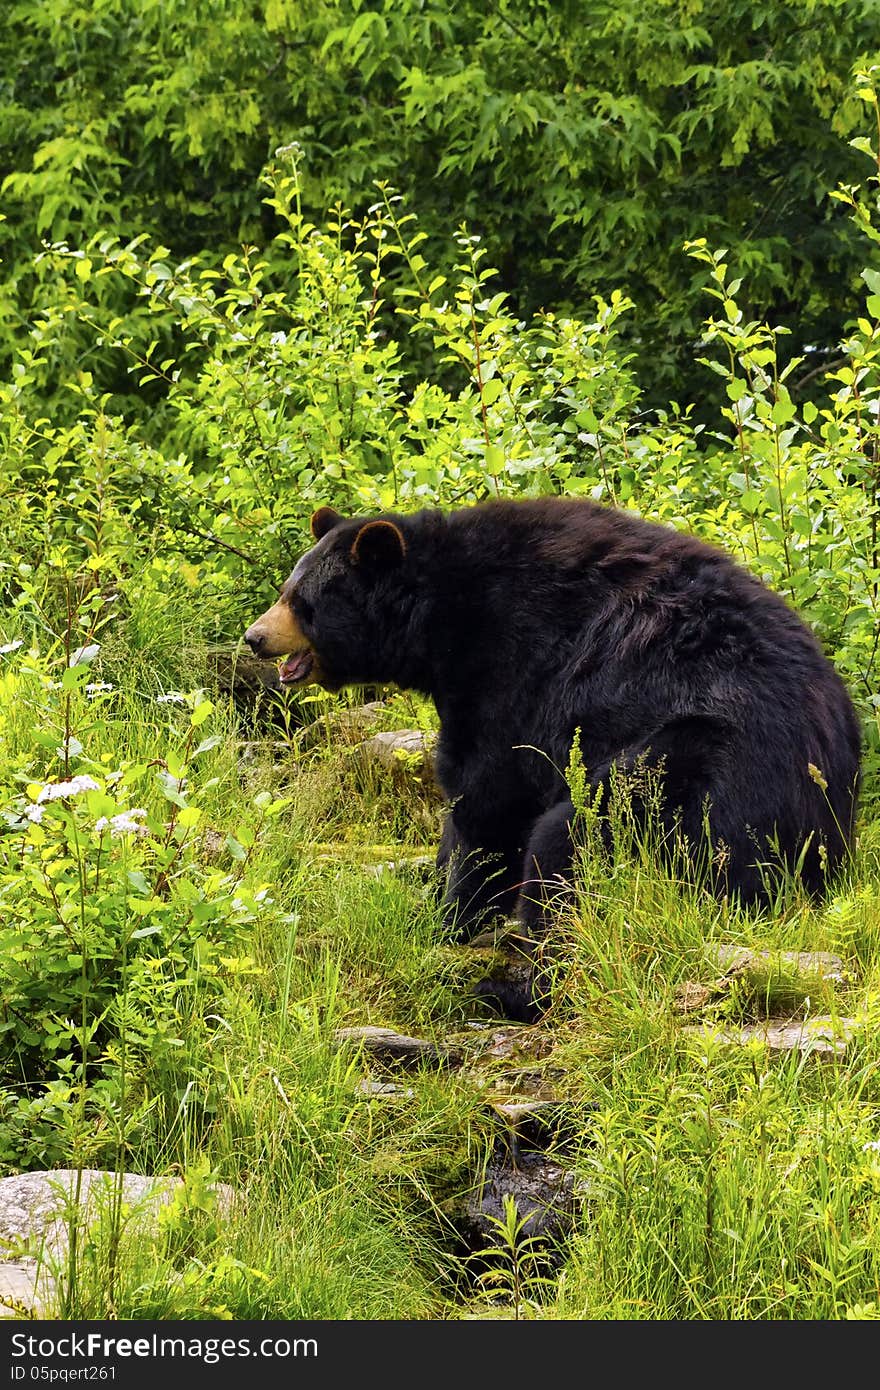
[170, 520, 262, 567]
[790, 356, 849, 397]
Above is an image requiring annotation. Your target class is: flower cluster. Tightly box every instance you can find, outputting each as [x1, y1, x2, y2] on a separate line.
[36, 775, 100, 803]
[95, 809, 149, 838]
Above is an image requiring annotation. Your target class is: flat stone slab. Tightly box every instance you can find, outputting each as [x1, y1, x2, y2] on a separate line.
[709, 946, 846, 982]
[0, 1169, 234, 1255]
[673, 980, 715, 1013]
[354, 1079, 415, 1099]
[449, 1023, 556, 1065]
[294, 702, 389, 750]
[683, 1016, 859, 1058]
[0, 1259, 42, 1317]
[490, 1100, 563, 1126]
[357, 729, 435, 766]
[206, 648, 284, 698]
[675, 947, 850, 1016]
[334, 1025, 458, 1069]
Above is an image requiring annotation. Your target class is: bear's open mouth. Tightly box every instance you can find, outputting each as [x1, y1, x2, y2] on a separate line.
[278, 651, 314, 685]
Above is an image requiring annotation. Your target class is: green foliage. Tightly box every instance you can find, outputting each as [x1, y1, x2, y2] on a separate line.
[4, 146, 879, 756]
[0, 648, 290, 1166]
[2, 1, 880, 408]
[469, 1193, 560, 1318]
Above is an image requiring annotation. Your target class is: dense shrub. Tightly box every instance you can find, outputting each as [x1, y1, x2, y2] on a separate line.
[2, 0, 880, 410]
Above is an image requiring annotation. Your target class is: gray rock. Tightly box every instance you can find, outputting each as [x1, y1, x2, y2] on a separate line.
[450, 1146, 578, 1249]
[358, 729, 434, 766]
[354, 1079, 415, 1099]
[206, 647, 284, 699]
[448, 1022, 555, 1064]
[673, 980, 714, 1014]
[295, 702, 388, 751]
[675, 947, 850, 1018]
[350, 730, 441, 797]
[0, 1169, 236, 1316]
[334, 1025, 459, 1069]
[709, 946, 847, 983]
[683, 1016, 859, 1058]
[0, 1259, 41, 1318]
[489, 1100, 563, 1127]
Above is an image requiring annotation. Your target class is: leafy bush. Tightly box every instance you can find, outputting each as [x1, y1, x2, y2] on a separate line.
[5, 130, 879, 750]
[2, 0, 879, 410]
[0, 646, 289, 1164]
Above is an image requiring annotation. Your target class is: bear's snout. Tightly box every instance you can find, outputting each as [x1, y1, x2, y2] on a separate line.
[243, 595, 309, 661]
[243, 623, 268, 657]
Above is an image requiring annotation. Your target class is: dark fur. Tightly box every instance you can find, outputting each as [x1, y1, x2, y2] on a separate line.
[247, 499, 861, 1014]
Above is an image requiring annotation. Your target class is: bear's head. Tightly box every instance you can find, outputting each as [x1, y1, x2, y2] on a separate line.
[243, 506, 410, 690]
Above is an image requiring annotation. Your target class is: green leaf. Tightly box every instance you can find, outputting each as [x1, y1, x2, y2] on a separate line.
[485, 445, 505, 475]
[193, 734, 222, 757]
[157, 771, 187, 808]
[861, 267, 880, 295]
[770, 399, 795, 426]
[740, 489, 762, 515]
[190, 700, 213, 727]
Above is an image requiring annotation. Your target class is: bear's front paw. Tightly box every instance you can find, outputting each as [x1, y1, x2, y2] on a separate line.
[471, 969, 543, 1024]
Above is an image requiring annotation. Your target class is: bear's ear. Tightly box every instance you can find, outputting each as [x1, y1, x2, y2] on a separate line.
[350, 519, 407, 569]
[310, 506, 344, 540]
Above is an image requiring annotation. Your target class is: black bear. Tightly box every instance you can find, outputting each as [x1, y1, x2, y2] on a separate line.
[244, 499, 861, 1000]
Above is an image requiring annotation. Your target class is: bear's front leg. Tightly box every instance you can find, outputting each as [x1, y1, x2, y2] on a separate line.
[514, 798, 579, 936]
[436, 812, 523, 941]
[469, 798, 579, 1023]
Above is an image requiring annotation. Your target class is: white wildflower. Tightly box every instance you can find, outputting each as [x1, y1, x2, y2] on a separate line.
[0, 640, 23, 655]
[95, 809, 148, 837]
[862, 1140, 880, 1153]
[37, 775, 100, 803]
[25, 804, 44, 823]
[86, 682, 114, 697]
[157, 692, 187, 706]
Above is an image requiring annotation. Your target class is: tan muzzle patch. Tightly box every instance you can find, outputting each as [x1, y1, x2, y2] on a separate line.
[244, 598, 308, 660]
